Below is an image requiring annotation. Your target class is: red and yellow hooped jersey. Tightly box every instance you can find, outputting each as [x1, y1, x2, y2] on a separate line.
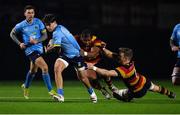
[115, 62, 147, 93]
[74, 35, 104, 64]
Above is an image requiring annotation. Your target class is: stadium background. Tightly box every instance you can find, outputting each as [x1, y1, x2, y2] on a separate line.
[0, 0, 180, 80]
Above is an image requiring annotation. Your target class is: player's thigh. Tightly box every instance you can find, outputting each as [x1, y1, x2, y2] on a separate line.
[35, 56, 48, 70]
[54, 58, 68, 72]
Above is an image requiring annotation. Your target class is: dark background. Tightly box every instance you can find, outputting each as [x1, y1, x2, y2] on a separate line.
[0, 0, 179, 80]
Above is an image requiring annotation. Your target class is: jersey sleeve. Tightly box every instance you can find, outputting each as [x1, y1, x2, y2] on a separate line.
[52, 31, 63, 47]
[171, 25, 178, 40]
[14, 23, 22, 33]
[38, 19, 46, 33]
[92, 36, 104, 47]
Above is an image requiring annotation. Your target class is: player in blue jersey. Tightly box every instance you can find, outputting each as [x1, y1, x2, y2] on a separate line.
[10, 5, 59, 100]
[43, 14, 97, 103]
[170, 24, 180, 85]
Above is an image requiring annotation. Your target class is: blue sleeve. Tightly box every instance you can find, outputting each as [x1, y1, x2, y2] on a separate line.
[14, 23, 22, 33]
[52, 31, 64, 47]
[38, 19, 45, 31]
[171, 25, 178, 40]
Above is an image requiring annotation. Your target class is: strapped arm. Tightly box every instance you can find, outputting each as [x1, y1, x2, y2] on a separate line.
[10, 28, 21, 46]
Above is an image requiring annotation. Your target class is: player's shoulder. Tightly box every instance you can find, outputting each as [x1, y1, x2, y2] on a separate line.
[33, 18, 43, 23]
[174, 23, 180, 29]
[92, 35, 104, 46]
[52, 25, 62, 35]
[15, 20, 26, 27]
[91, 35, 97, 41]
[54, 25, 62, 33]
[74, 34, 80, 40]
[59, 25, 71, 35]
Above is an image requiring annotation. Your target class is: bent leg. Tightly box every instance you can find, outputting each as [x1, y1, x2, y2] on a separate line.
[54, 58, 68, 96]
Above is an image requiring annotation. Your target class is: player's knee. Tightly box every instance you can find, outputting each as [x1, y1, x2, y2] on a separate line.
[29, 70, 37, 74]
[171, 67, 180, 85]
[41, 65, 48, 73]
[172, 76, 180, 85]
[79, 75, 88, 83]
[54, 65, 63, 74]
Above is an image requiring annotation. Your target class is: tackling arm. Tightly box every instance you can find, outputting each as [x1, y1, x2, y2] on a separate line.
[103, 48, 118, 59]
[89, 65, 118, 77]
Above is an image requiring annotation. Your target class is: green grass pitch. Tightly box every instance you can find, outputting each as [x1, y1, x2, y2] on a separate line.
[0, 79, 179, 114]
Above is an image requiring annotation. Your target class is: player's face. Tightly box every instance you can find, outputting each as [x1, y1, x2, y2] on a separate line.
[80, 36, 92, 46]
[45, 22, 56, 32]
[24, 9, 35, 22]
[118, 53, 126, 65]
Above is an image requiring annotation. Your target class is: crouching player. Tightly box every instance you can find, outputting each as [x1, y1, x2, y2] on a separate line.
[75, 29, 118, 99]
[88, 47, 176, 102]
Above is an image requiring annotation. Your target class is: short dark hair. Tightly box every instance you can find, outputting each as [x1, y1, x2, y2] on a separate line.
[43, 14, 56, 25]
[118, 47, 133, 60]
[24, 5, 35, 12]
[81, 29, 92, 39]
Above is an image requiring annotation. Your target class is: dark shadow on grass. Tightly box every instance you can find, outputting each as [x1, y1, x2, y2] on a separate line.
[112, 98, 180, 104]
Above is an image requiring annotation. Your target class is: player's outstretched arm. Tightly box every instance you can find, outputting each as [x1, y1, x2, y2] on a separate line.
[88, 64, 118, 77]
[103, 48, 118, 59]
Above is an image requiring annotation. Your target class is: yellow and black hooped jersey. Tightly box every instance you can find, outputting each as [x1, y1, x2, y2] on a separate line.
[74, 35, 104, 64]
[115, 62, 147, 93]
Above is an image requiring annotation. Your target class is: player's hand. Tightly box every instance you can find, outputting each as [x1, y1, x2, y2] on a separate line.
[19, 43, 26, 49]
[101, 42, 106, 49]
[87, 63, 94, 69]
[29, 37, 38, 44]
[172, 46, 179, 52]
[46, 45, 54, 52]
[80, 49, 87, 57]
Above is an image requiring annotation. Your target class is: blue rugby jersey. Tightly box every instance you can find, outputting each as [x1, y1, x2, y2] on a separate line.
[14, 18, 45, 55]
[52, 25, 81, 58]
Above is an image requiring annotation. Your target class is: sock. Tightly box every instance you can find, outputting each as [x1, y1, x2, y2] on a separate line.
[24, 71, 35, 88]
[159, 86, 171, 96]
[57, 88, 64, 96]
[90, 79, 103, 90]
[88, 87, 94, 95]
[42, 73, 53, 92]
